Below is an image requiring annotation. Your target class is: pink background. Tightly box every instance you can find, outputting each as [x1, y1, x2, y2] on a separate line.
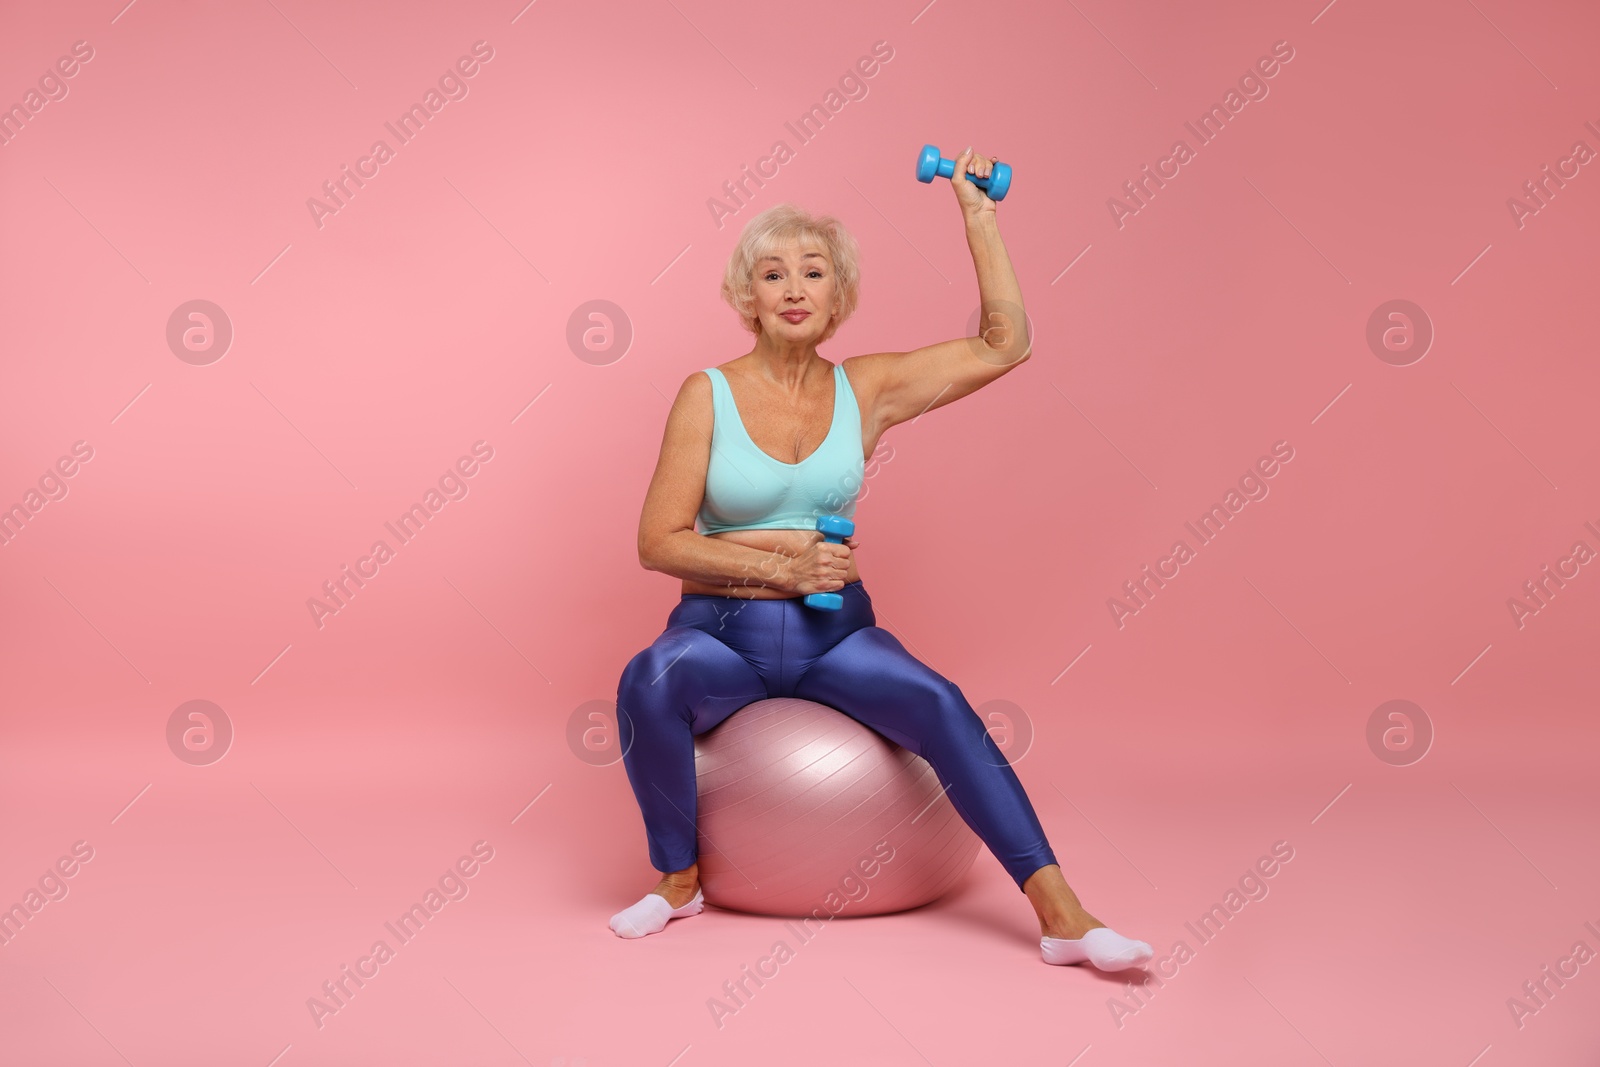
[3, 0, 1598, 1064]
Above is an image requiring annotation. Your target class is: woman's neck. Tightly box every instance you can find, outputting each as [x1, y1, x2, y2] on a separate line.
[746, 335, 822, 386]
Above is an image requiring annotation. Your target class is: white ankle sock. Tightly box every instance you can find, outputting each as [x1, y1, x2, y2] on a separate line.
[609, 888, 704, 939]
[1041, 927, 1153, 971]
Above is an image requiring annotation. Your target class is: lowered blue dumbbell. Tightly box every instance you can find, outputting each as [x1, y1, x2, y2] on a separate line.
[803, 514, 856, 611]
[915, 143, 1013, 201]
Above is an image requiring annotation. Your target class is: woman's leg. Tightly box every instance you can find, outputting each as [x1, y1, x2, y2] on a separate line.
[609, 611, 772, 938]
[788, 618, 1153, 968]
[789, 624, 1058, 891]
[615, 619, 768, 876]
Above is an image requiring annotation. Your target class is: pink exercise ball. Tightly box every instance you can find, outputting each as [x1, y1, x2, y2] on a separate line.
[693, 697, 980, 917]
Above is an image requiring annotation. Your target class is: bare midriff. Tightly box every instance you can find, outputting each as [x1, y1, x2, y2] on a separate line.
[680, 528, 858, 599]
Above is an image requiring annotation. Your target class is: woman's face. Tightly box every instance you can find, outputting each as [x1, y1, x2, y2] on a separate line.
[752, 239, 838, 340]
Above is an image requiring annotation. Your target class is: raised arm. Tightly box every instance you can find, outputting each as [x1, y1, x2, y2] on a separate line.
[848, 147, 1031, 433]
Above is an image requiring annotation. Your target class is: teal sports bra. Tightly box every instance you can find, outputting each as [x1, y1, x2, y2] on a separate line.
[697, 362, 866, 535]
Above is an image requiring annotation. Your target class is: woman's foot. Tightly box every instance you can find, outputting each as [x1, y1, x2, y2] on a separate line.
[651, 869, 701, 910]
[1040, 914, 1106, 941]
[1024, 864, 1152, 971]
[1040, 927, 1154, 971]
[608, 865, 704, 939]
[1039, 909, 1154, 970]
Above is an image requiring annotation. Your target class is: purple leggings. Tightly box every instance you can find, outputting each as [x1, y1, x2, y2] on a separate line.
[615, 579, 1058, 891]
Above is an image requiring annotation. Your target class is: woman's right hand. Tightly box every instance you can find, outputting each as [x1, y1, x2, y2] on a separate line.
[782, 534, 856, 596]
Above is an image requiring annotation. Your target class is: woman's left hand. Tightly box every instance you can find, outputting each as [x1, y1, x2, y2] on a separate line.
[950, 145, 999, 221]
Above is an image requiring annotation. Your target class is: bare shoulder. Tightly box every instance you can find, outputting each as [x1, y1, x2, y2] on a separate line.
[666, 367, 714, 439]
[670, 366, 713, 408]
[680, 365, 715, 395]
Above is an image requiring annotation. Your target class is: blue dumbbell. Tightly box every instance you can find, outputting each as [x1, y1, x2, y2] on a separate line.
[803, 514, 856, 611]
[915, 144, 1013, 201]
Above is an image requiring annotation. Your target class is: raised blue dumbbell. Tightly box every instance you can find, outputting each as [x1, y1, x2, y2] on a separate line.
[803, 514, 856, 611]
[915, 143, 1012, 201]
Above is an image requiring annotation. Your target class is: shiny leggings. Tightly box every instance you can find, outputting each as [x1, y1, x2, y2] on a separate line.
[615, 579, 1058, 891]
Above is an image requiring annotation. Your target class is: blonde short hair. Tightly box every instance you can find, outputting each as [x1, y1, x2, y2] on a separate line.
[721, 203, 861, 344]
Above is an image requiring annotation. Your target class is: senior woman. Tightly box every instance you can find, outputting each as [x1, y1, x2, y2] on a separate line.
[610, 149, 1152, 972]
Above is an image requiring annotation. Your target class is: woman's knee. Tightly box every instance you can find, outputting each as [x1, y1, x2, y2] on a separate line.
[617, 634, 681, 706]
[618, 628, 721, 708]
[915, 679, 990, 743]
